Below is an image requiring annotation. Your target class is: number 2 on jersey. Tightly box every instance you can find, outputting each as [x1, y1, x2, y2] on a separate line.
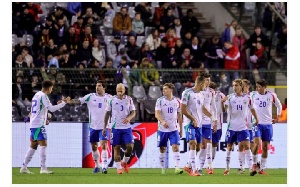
[31, 99, 37, 113]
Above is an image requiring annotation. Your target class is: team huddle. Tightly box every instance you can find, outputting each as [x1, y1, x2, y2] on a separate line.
[19, 72, 282, 177]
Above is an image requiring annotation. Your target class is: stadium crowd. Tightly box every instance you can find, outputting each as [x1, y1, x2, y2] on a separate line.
[12, 2, 287, 120]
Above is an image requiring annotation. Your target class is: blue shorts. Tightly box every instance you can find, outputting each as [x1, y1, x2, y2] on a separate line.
[157, 130, 180, 147]
[253, 124, 273, 142]
[225, 130, 250, 144]
[185, 124, 202, 143]
[30, 126, 47, 141]
[110, 128, 134, 146]
[89, 128, 110, 143]
[202, 124, 212, 140]
[249, 130, 253, 143]
[212, 129, 222, 144]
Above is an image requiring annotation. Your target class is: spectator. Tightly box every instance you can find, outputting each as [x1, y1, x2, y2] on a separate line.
[102, 58, 117, 94]
[77, 40, 93, 66]
[140, 58, 160, 90]
[113, 48, 131, 69]
[180, 47, 197, 68]
[65, 26, 80, 50]
[221, 20, 238, 44]
[164, 28, 178, 48]
[36, 27, 51, 54]
[82, 7, 100, 25]
[182, 31, 192, 46]
[50, 6, 70, 29]
[92, 39, 106, 67]
[246, 25, 270, 56]
[67, 2, 82, 17]
[139, 42, 155, 66]
[145, 28, 161, 53]
[232, 26, 247, 70]
[73, 16, 85, 37]
[125, 35, 141, 64]
[181, 9, 201, 37]
[19, 6, 36, 35]
[160, 8, 175, 31]
[276, 24, 287, 56]
[34, 53, 46, 68]
[48, 51, 62, 68]
[153, 2, 169, 26]
[104, 4, 115, 18]
[116, 56, 131, 94]
[218, 72, 231, 95]
[158, 25, 166, 39]
[169, 3, 183, 19]
[27, 2, 43, 23]
[59, 50, 73, 68]
[51, 18, 68, 45]
[71, 62, 92, 97]
[13, 53, 28, 69]
[86, 17, 98, 36]
[132, 12, 145, 36]
[189, 36, 203, 62]
[162, 47, 180, 69]
[202, 35, 223, 69]
[250, 42, 268, 80]
[134, 3, 153, 27]
[21, 47, 33, 68]
[30, 74, 42, 95]
[107, 35, 125, 62]
[171, 17, 185, 39]
[129, 62, 142, 87]
[12, 75, 32, 109]
[44, 39, 57, 61]
[80, 25, 95, 46]
[113, 7, 134, 36]
[156, 38, 170, 65]
[174, 38, 185, 59]
[221, 41, 240, 81]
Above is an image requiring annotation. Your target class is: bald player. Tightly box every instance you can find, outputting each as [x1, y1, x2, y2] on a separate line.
[102, 83, 136, 174]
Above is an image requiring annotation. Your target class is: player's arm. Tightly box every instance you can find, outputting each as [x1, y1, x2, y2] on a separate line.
[155, 98, 168, 128]
[248, 96, 259, 125]
[222, 95, 229, 111]
[180, 92, 197, 126]
[69, 94, 91, 105]
[69, 99, 81, 105]
[273, 93, 283, 122]
[210, 92, 217, 119]
[177, 111, 183, 138]
[43, 95, 69, 112]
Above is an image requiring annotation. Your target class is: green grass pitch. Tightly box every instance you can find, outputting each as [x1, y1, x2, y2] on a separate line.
[12, 168, 287, 184]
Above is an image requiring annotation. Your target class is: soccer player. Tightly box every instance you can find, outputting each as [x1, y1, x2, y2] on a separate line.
[102, 83, 136, 174]
[155, 83, 183, 175]
[223, 79, 259, 176]
[237, 79, 255, 174]
[251, 79, 282, 175]
[198, 72, 217, 175]
[20, 80, 70, 174]
[181, 76, 217, 176]
[208, 82, 226, 165]
[69, 80, 112, 174]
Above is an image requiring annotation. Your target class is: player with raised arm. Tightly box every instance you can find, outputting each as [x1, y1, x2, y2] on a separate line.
[251, 79, 282, 175]
[155, 83, 183, 175]
[197, 72, 217, 175]
[102, 83, 136, 174]
[69, 80, 112, 174]
[208, 82, 226, 165]
[223, 79, 259, 176]
[20, 80, 70, 174]
[181, 76, 217, 176]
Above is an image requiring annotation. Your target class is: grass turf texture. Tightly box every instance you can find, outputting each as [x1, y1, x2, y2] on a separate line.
[13, 168, 287, 184]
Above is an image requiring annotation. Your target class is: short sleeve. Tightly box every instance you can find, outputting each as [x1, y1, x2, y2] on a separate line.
[129, 97, 136, 111]
[106, 98, 113, 111]
[79, 94, 92, 104]
[155, 98, 162, 111]
[181, 91, 189, 105]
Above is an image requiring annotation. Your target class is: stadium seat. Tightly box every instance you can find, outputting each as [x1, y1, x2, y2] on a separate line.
[56, 2, 68, 9]
[136, 36, 145, 47]
[56, 116, 67, 122]
[53, 107, 66, 120]
[104, 35, 114, 45]
[148, 86, 162, 100]
[120, 36, 128, 45]
[104, 16, 113, 28]
[132, 86, 147, 100]
[22, 34, 34, 46]
[12, 34, 18, 46]
[69, 106, 82, 120]
[21, 106, 31, 118]
[145, 27, 154, 37]
[128, 7, 136, 18]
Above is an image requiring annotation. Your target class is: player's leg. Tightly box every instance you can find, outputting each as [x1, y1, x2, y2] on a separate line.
[252, 124, 262, 171]
[20, 137, 38, 174]
[259, 125, 273, 175]
[157, 131, 168, 174]
[120, 128, 134, 173]
[111, 129, 122, 174]
[184, 125, 200, 176]
[90, 129, 101, 173]
[170, 130, 183, 174]
[100, 128, 110, 174]
[238, 130, 256, 176]
[224, 130, 237, 175]
[205, 128, 213, 174]
[212, 129, 222, 162]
